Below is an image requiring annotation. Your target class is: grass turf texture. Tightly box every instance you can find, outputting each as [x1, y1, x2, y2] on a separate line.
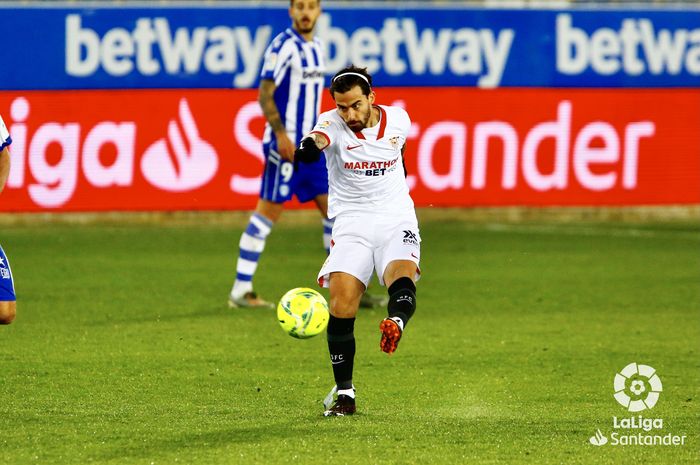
[0, 211, 698, 464]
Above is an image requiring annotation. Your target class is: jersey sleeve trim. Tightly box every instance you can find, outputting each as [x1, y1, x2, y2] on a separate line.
[0, 136, 12, 151]
[377, 106, 387, 140]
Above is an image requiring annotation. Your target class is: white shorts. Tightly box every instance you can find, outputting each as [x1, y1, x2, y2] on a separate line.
[317, 211, 421, 288]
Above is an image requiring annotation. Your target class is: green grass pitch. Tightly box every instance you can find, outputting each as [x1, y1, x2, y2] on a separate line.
[1, 211, 698, 464]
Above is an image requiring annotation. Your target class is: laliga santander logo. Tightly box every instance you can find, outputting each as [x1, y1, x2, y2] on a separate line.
[613, 362, 663, 412]
[141, 98, 218, 191]
[589, 363, 687, 447]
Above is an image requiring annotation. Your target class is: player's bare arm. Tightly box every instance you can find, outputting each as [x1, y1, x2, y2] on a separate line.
[258, 79, 295, 161]
[0, 147, 10, 194]
[309, 132, 329, 151]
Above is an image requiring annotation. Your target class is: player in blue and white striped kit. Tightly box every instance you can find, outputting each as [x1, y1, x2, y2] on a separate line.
[0, 114, 17, 324]
[228, 0, 331, 308]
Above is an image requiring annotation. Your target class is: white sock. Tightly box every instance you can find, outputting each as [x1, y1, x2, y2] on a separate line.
[231, 280, 253, 299]
[338, 388, 355, 399]
[390, 316, 405, 331]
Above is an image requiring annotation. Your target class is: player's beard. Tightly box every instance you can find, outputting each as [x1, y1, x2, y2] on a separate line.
[346, 108, 371, 132]
[294, 16, 316, 34]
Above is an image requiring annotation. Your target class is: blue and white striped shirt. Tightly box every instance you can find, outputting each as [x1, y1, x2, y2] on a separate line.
[0, 115, 11, 151]
[260, 28, 325, 146]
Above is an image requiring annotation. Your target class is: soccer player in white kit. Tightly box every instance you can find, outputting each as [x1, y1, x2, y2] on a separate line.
[294, 66, 421, 416]
[0, 114, 17, 324]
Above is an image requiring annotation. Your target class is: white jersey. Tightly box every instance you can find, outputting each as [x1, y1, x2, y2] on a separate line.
[310, 105, 414, 219]
[0, 114, 10, 151]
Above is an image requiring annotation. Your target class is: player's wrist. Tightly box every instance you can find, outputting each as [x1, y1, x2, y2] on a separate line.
[295, 137, 322, 164]
[273, 128, 288, 138]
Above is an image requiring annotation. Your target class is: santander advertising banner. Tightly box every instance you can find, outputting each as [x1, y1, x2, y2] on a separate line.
[1, 5, 698, 212]
[0, 88, 698, 212]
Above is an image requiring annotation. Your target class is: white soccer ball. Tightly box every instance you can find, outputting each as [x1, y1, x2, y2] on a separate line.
[277, 287, 330, 339]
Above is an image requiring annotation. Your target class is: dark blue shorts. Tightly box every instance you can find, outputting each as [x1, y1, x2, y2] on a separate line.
[259, 140, 329, 204]
[0, 244, 16, 301]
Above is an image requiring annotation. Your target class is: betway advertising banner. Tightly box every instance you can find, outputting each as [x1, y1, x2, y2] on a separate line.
[0, 88, 698, 212]
[1, 6, 699, 89]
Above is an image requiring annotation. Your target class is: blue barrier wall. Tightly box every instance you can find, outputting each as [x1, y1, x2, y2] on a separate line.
[1, 6, 699, 90]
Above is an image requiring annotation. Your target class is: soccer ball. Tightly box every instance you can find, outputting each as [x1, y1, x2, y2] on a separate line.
[277, 287, 329, 339]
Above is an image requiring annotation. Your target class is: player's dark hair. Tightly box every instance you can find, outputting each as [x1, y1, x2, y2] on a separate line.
[330, 65, 372, 98]
[290, 0, 320, 6]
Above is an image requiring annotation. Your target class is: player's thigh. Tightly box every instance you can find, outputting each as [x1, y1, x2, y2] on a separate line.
[375, 221, 421, 286]
[0, 301, 16, 324]
[318, 216, 374, 289]
[328, 272, 365, 318]
[259, 145, 295, 204]
[318, 238, 374, 290]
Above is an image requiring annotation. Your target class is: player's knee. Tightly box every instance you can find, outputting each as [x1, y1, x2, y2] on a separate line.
[0, 301, 16, 324]
[330, 290, 361, 318]
[329, 299, 357, 319]
[255, 200, 283, 223]
[384, 261, 418, 287]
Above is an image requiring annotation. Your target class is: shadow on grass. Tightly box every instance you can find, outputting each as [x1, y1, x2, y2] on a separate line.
[91, 417, 358, 462]
[83, 304, 243, 327]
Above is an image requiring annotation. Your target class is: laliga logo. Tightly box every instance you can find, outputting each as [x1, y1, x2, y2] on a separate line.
[613, 362, 663, 412]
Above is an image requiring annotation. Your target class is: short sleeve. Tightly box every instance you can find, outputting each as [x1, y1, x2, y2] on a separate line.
[309, 114, 338, 148]
[260, 34, 293, 82]
[397, 107, 411, 139]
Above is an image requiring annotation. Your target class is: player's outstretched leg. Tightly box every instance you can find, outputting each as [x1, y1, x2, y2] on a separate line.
[323, 315, 357, 416]
[380, 277, 416, 354]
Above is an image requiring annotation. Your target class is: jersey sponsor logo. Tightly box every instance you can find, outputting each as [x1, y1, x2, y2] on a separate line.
[302, 70, 324, 79]
[346, 144, 362, 150]
[344, 158, 398, 170]
[344, 157, 399, 176]
[318, 121, 331, 128]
